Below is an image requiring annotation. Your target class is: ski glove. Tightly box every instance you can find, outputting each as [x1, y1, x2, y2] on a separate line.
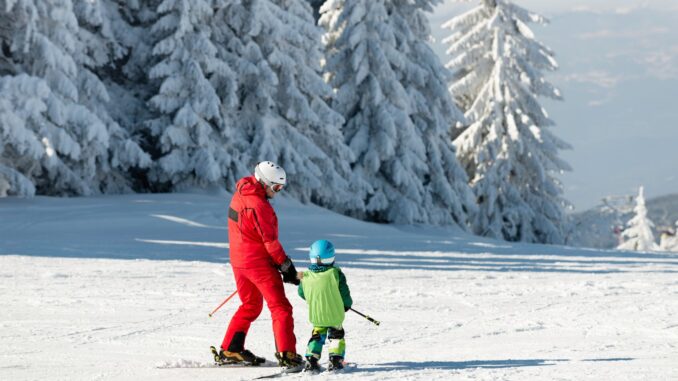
[279, 257, 300, 285]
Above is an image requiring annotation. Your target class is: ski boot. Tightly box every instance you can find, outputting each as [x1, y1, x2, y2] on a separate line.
[275, 351, 304, 373]
[327, 355, 344, 371]
[211, 345, 265, 366]
[304, 356, 321, 373]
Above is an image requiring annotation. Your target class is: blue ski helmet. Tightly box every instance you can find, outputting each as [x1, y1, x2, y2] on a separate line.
[309, 240, 335, 265]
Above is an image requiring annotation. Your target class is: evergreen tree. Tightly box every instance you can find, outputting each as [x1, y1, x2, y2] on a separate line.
[73, 0, 151, 192]
[321, 0, 420, 223]
[2, 1, 109, 194]
[388, 0, 476, 225]
[321, 0, 473, 225]
[101, 0, 166, 192]
[0, 0, 149, 196]
[212, 0, 360, 212]
[444, 0, 571, 242]
[0, 74, 49, 196]
[618, 186, 658, 252]
[106, 0, 158, 138]
[145, 0, 242, 190]
[2, 0, 103, 195]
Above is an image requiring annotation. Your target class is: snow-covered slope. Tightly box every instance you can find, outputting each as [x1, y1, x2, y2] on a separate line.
[1, 193, 677, 380]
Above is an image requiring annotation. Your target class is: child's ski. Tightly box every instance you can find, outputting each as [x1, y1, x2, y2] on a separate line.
[250, 362, 356, 379]
[327, 362, 357, 373]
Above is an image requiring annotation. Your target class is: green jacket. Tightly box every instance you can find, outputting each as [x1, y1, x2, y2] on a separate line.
[298, 265, 352, 327]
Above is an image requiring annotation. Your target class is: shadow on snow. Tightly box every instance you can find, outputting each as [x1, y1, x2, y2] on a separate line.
[1, 194, 677, 274]
[358, 357, 633, 373]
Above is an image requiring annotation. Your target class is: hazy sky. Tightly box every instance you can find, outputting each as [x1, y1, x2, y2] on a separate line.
[431, 0, 678, 15]
[427, 0, 678, 211]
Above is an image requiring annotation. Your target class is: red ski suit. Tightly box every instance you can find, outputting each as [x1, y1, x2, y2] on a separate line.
[221, 176, 296, 353]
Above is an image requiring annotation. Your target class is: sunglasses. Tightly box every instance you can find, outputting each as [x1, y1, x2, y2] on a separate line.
[271, 183, 284, 193]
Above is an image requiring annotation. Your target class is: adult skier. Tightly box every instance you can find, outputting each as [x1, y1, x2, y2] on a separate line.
[215, 161, 304, 370]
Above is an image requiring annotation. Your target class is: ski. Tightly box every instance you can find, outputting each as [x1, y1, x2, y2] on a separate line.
[251, 371, 286, 380]
[305, 368, 325, 375]
[329, 362, 357, 373]
[321, 362, 357, 374]
[250, 362, 355, 379]
[157, 361, 241, 369]
[157, 360, 279, 369]
[250, 364, 304, 380]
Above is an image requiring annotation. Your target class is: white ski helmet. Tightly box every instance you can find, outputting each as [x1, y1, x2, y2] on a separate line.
[254, 161, 287, 191]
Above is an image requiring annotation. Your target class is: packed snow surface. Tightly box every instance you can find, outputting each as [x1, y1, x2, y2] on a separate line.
[1, 193, 677, 380]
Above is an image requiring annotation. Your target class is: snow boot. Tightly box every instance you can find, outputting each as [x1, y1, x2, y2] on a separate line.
[275, 351, 304, 372]
[327, 355, 344, 371]
[304, 356, 321, 372]
[213, 346, 265, 366]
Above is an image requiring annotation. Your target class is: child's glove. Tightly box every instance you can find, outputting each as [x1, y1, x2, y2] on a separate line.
[279, 257, 300, 285]
[344, 306, 350, 312]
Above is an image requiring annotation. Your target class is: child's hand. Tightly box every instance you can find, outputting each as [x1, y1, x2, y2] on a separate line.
[296, 271, 304, 280]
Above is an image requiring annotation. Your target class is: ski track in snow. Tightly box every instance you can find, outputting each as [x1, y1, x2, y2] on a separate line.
[1, 193, 677, 380]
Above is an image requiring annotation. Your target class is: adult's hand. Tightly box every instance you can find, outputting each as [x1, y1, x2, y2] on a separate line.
[279, 257, 300, 285]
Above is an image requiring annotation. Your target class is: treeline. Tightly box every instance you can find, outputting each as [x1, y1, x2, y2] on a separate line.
[0, 0, 571, 244]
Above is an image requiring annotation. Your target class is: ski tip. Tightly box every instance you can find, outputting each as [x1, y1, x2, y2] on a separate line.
[281, 364, 305, 374]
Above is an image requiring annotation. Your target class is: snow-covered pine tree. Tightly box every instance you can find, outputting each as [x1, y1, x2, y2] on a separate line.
[1, 0, 144, 195]
[321, 0, 422, 223]
[0, 7, 18, 78]
[0, 2, 39, 196]
[321, 0, 472, 225]
[618, 186, 658, 252]
[144, 0, 242, 190]
[387, 0, 476, 226]
[0, 74, 49, 196]
[211, 0, 361, 213]
[97, 0, 167, 192]
[104, 0, 158, 139]
[73, 0, 151, 192]
[444, 0, 571, 242]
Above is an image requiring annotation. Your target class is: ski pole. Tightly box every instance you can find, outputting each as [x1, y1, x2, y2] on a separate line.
[208, 290, 238, 318]
[350, 308, 380, 326]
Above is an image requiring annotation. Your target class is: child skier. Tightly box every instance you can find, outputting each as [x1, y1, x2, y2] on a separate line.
[297, 239, 352, 372]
